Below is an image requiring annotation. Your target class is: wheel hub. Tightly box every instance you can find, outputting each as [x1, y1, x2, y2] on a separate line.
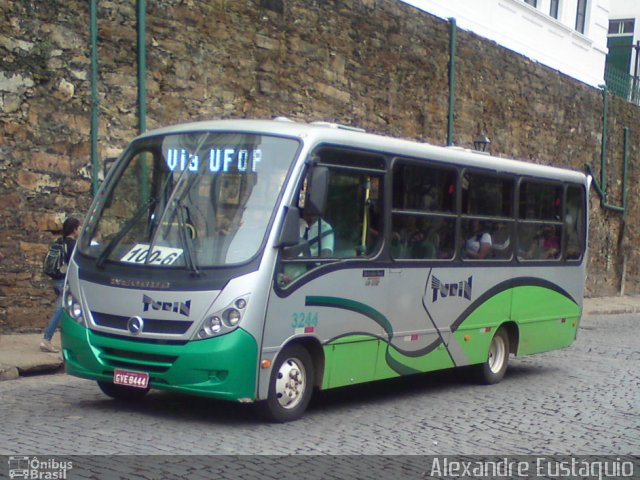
[488, 335, 507, 374]
[275, 359, 306, 409]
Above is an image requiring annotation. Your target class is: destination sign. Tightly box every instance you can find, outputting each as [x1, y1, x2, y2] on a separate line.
[165, 147, 262, 173]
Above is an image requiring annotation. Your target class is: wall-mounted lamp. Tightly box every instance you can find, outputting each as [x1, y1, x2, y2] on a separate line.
[473, 134, 491, 152]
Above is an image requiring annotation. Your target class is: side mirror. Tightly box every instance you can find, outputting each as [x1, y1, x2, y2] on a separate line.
[275, 206, 301, 248]
[305, 166, 329, 217]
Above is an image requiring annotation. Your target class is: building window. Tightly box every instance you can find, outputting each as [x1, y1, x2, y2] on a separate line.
[523, 0, 538, 7]
[608, 19, 635, 36]
[606, 18, 635, 80]
[575, 0, 587, 33]
[549, 0, 559, 19]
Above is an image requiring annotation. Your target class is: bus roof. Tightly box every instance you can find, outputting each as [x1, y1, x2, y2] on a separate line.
[136, 118, 588, 184]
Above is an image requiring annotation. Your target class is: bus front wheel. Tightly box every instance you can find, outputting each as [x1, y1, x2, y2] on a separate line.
[259, 344, 314, 422]
[97, 380, 150, 401]
[474, 328, 510, 385]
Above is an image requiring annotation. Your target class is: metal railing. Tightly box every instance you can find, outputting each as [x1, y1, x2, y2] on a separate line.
[604, 64, 640, 106]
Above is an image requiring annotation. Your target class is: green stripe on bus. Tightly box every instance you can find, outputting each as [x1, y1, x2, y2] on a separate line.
[321, 334, 455, 388]
[306, 296, 394, 337]
[312, 284, 580, 389]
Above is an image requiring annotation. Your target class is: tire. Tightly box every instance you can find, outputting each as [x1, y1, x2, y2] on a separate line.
[474, 328, 510, 385]
[259, 345, 314, 422]
[97, 380, 150, 401]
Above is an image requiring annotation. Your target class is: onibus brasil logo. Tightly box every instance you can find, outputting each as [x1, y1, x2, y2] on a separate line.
[8, 457, 72, 479]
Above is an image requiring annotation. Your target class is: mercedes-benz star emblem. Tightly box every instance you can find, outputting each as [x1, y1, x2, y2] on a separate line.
[127, 316, 144, 335]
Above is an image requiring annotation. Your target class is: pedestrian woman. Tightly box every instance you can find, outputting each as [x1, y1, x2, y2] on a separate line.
[40, 217, 81, 353]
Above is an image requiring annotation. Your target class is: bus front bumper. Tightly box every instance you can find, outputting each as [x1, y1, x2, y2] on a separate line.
[60, 314, 258, 401]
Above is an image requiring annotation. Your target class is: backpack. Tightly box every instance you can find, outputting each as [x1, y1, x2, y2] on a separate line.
[43, 238, 68, 279]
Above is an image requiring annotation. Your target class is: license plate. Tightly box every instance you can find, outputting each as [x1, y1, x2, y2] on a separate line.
[113, 369, 149, 389]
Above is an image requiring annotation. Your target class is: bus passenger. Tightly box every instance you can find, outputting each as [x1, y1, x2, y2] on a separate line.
[301, 210, 334, 258]
[464, 220, 492, 259]
[392, 216, 434, 259]
[541, 226, 560, 259]
[278, 210, 334, 286]
[491, 221, 511, 258]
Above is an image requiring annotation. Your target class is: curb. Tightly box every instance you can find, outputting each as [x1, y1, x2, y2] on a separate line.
[0, 334, 63, 382]
[0, 360, 63, 382]
[583, 304, 640, 317]
[0, 364, 19, 381]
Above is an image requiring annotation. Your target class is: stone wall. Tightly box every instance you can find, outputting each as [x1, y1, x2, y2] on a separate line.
[1, 0, 639, 331]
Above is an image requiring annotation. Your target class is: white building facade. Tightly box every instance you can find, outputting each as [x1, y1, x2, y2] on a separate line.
[402, 0, 610, 88]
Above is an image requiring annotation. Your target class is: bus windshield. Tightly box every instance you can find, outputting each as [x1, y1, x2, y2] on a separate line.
[79, 132, 299, 268]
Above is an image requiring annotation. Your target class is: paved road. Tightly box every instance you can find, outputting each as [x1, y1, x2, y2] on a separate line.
[0, 314, 638, 462]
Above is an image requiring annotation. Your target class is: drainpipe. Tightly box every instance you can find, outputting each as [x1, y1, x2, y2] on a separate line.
[621, 127, 629, 213]
[137, 0, 147, 135]
[137, 0, 148, 203]
[586, 86, 626, 214]
[618, 127, 630, 295]
[90, 0, 99, 196]
[600, 84, 608, 203]
[586, 85, 630, 296]
[447, 18, 457, 146]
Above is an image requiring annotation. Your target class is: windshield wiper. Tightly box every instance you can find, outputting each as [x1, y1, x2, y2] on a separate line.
[96, 198, 156, 268]
[146, 133, 211, 268]
[175, 200, 200, 275]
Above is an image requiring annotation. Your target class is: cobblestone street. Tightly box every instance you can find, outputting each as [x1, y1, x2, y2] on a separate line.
[1, 313, 638, 460]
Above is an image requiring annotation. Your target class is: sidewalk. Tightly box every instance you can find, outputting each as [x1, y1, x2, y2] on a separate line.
[1, 295, 639, 382]
[0, 334, 62, 381]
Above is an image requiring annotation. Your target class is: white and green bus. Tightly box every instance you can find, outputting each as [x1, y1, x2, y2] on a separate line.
[61, 119, 588, 421]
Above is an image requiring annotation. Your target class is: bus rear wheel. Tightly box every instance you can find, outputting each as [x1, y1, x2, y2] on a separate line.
[97, 380, 150, 401]
[474, 328, 510, 385]
[259, 344, 314, 422]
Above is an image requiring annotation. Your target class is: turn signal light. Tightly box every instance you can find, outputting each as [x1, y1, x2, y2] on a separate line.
[261, 359, 272, 369]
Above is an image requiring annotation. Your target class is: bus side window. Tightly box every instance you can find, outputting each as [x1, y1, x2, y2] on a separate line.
[517, 181, 563, 261]
[277, 154, 385, 287]
[323, 171, 383, 258]
[391, 160, 457, 261]
[565, 185, 585, 260]
[460, 170, 514, 261]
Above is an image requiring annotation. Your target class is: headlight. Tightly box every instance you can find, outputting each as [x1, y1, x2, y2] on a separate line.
[194, 295, 249, 340]
[223, 308, 241, 327]
[198, 316, 222, 339]
[206, 316, 222, 334]
[70, 303, 83, 319]
[64, 292, 85, 324]
[65, 292, 74, 310]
